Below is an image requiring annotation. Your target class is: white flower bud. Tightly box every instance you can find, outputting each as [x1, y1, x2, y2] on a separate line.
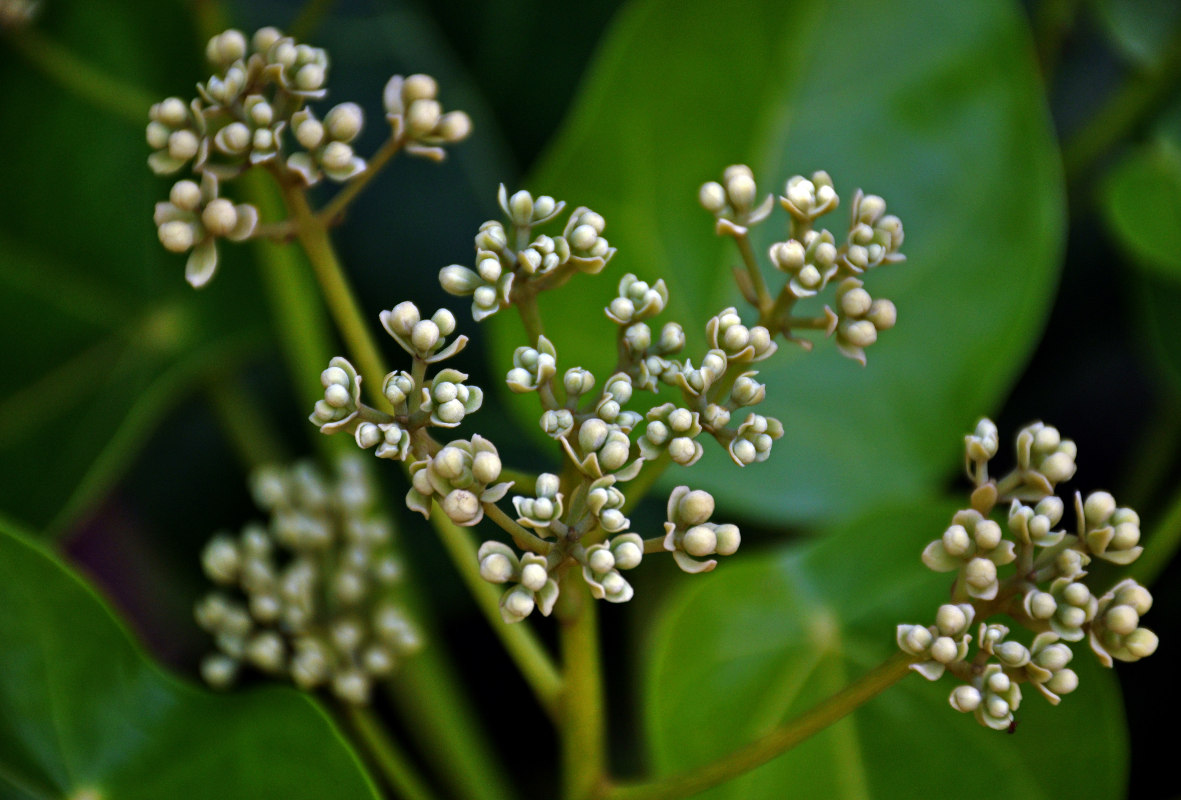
[1045, 668, 1078, 695]
[167, 129, 200, 161]
[676, 489, 714, 526]
[480, 552, 513, 583]
[202, 198, 239, 237]
[169, 180, 202, 211]
[974, 520, 1002, 551]
[1028, 591, 1057, 619]
[520, 562, 548, 592]
[503, 585, 535, 619]
[1084, 491, 1116, 525]
[579, 419, 610, 452]
[941, 524, 971, 557]
[321, 141, 355, 172]
[929, 636, 959, 664]
[727, 173, 756, 211]
[985, 695, 1010, 720]
[949, 685, 981, 712]
[333, 670, 371, 705]
[324, 383, 351, 408]
[840, 319, 878, 348]
[1105, 605, 1139, 635]
[839, 287, 872, 317]
[325, 102, 364, 142]
[201, 536, 240, 583]
[698, 181, 726, 213]
[156, 97, 189, 127]
[935, 604, 968, 635]
[158, 220, 195, 253]
[410, 319, 441, 353]
[201, 653, 238, 688]
[472, 450, 501, 484]
[402, 73, 438, 102]
[442, 489, 481, 524]
[682, 525, 717, 557]
[246, 631, 285, 672]
[588, 547, 615, 573]
[866, 299, 897, 330]
[1124, 628, 1159, 658]
[1062, 582, 1090, 607]
[436, 111, 472, 142]
[714, 524, 740, 555]
[295, 117, 325, 149]
[964, 557, 996, 590]
[295, 63, 326, 91]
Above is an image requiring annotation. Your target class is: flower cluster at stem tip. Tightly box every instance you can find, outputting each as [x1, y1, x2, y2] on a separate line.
[196, 458, 422, 705]
[898, 418, 1159, 730]
[309, 162, 907, 624]
[147, 27, 470, 287]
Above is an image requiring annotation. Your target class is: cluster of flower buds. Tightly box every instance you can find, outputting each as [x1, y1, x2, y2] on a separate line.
[439, 187, 615, 321]
[196, 458, 421, 705]
[149, 27, 470, 287]
[700, 165, 904, 364]
[899, 419, 1158, 730]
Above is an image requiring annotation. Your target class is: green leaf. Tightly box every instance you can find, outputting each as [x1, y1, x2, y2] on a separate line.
[643, 501, 1128, 799]
[0, 4, 271, 535]
[1101, 138, 1181, 282]
[488, 0, 1064, 525]
[1092, 0, 1181, 67]
[0, 518, 380, 800]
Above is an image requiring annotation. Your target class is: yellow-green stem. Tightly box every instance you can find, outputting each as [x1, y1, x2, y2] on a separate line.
[559, 575, 606, 800]
[278, 179, 391, 403]
[341, 704, 440, 800]
[429, 506, 563, 717]
[320, 134, 405, 225]
[734, 233, 772, 315]
[601, 651, 914, 800]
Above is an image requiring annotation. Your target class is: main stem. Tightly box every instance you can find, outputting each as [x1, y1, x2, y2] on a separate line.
[559, 574, 607, 800]
[601, 651, 914, 800]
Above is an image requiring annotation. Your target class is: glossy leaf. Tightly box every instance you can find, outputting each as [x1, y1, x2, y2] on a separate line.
[488, 0, 1063, 525]
[0, 518, 380, 800]
[1101, 138, 1181, 282]
[0, 3, 270, 536]
[643, 501, 1127, 799]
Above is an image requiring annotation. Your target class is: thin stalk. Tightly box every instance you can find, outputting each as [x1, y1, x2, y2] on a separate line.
[600, 651, 914, 800]
[203, 378, 288, 469]
[517, 291, 546, 342]
[734, 233, 772, 315]
[6, 28, 152, 124]
[320, 134, 405, 225]
[428, 506, 563, 717]
[341, 704, 440, 800]
[277, 178, 391, 402]
[558, 575, 606, 800]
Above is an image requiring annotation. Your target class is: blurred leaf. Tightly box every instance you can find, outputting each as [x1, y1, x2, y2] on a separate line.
[490, 0, 1064, 525]
[0, 4, 272, 535]
[1101, 138, 1181, 282]
[643, 501, 1128, 799]
[0, 518, 380, 800]
[1092, 0, 1181, 67]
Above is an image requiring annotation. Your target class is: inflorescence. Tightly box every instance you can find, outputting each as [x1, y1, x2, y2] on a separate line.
[898, 419, 1158, 730]
[148, 27, 470, 287]
[309, 165, 905, 623]
[196, 457, 422, 704]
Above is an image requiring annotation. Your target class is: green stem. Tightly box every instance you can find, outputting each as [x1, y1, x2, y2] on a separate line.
[558, 575, 606, 800]
[5, 28, 152, 124]
[341, 704, 440, 800]
[428, 506, 564, 717]
[277, 177, 391, 402]
[1062, 21, 1181, 183]
[517, 291, 546, 342]
[734, 233, 772, 315]
[320, 134, 405, 226]
[203, 377, 289, 470]
[600, 651, 914, 800]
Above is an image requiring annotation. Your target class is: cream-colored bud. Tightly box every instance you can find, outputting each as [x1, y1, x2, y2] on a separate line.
[432, 308, 457, 336]
[325, 102, 364, 142]
[1035, 643, 1072, 671]
[714, 524, 740, 555]
[1063, 581, 1090, 607]
[295, 118, 325, 149]
[929, 636, 959, 664]
[726, 173, 756, 211]
[503, 585, 535, 619]
[202, 198, 239, 237]
[520, 562, 548, 592]
[579, 419, 610, 452]
[588, 547, 615, 573]
[158, 220, 195, 253]
[321, 141, 354, 172]
[436, 111, 472, 142]
[867, 299, 897, 330]
[442, 489, 481, 524]
[295, 63, 326, 91]
[333, 671, 371, 705]
[170, 180, 202, 211]
[935, 603, 968, 635]
[964, 557, 996, 590]
[682, 525, 717, 557]
[252, 127, 275, 152]
[1028, 591, 1057, 619]
[168, 129, 200, 160]
[667, 437, 697, 465]
[472, 451, 501, 484]
[402, 73, 438, 102]
[480, 552, 514, 583]
[1046, 668, 1078, 695]
[974, 520, 1002, 551]
[1084, 491, 1116, 525]
[409, 319, 441, 353]
[216, 121, 251, 154]
[677, 489, 715, 526]
[1105, 605, 1139, 635]
[698, 181, 726, 213]
[840, 287, 872, 317]
[841, 319, 878, 348]
[1124, 628, 1159, 658]
[156, 97, 189, 127]
[406, 98, 442, 137]
[770, 239, 805, 272]
[950, 684, 981, 712]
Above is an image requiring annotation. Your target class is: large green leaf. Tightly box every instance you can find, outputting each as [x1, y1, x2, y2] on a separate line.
[1101, 138, 1181, 283]
[643, 501, 1128, 798]
[0, 3, 270, 535]
[0, 518, 380, 800]
[489, 0, 1063, 525]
